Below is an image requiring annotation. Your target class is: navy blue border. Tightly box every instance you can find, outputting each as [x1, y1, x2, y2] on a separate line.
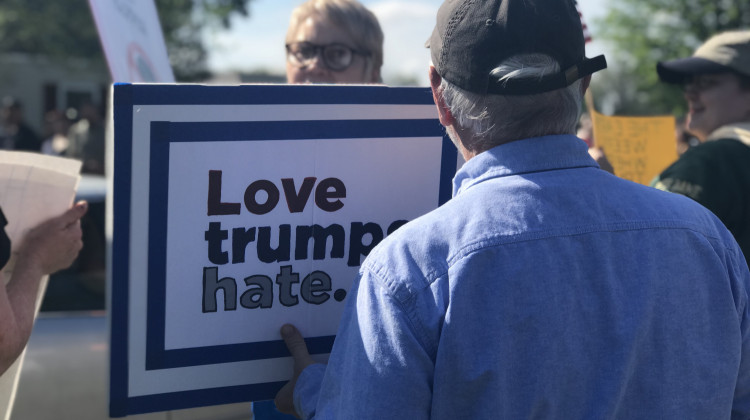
[128, 83, 436, 105]
[124, 381, 286, 416]
[110, 84, 133, 417]
[146, 119, 451, 371]
[110, 83, 454, 416]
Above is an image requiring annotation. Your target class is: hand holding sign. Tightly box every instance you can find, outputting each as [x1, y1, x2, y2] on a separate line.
[275, 324, 316, 418]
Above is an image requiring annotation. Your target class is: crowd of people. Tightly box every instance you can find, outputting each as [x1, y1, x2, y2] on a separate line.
[0, 98, 105, 175]
[1, 0, 750, 418]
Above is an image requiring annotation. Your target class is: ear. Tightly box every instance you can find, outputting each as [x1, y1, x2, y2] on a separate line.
[580, 74, 592, 95]
[369, 66, 381, 84]
[429, 66, 456, 127]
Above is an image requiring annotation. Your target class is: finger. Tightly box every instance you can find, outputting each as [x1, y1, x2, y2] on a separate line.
[59, 201, 88, 228]
[281, 324, 311, 362]
[73, 238, 84, 254]
[64, 218, 83, 238]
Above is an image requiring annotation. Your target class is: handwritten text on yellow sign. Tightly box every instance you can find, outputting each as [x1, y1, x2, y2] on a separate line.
[591, 111, 677, 185]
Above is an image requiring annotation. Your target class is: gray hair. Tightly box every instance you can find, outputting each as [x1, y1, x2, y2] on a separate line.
[439, 54, 583, 153]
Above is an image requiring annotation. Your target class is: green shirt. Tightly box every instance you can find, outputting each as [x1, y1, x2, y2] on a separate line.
[653, 138, 750, 265]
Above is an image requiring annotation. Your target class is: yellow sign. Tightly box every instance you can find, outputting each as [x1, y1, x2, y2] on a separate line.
[591, 110, 677, 185]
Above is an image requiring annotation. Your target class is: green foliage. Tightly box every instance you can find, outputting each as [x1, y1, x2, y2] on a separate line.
[0, 0, 102, 61]
[0, 0, 252, 81]
[596, 0, 750, 115]
[156, 0, 251, 81]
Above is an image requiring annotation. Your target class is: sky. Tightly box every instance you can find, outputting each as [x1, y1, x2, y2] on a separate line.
[204, 0, 611, 86]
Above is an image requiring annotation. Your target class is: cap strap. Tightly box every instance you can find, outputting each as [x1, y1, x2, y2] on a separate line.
[487, 55, 607, 95]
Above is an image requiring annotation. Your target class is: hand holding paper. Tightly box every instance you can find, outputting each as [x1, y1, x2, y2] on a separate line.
[0, 151, 82, 418]
[15, 202, 87, 276]
[1, 202, 87, 374]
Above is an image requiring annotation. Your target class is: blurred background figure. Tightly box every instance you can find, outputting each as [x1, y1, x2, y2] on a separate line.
[285, 0, 383, 84]
[0, 97, 41, 152]
[576, 112, 594, 147]
[577, 112, 615, 174]
[40, 109, 71, 156]
[674, 116, 700, 156]
[653, 29, 750, 264]
[66, 102, 105, 175]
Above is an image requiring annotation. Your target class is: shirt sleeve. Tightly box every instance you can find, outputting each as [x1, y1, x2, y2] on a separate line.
[294, 364, 326, 417]
[293, 270, 434, 419]
[733, 248, 750, 419]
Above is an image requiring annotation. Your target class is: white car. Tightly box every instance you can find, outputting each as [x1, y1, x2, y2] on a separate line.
[12, 175, 250, 419]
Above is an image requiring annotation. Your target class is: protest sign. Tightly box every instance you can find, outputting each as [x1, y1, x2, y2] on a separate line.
[88, 0, 174, 82]
[109, 84, 455, 416]
[591, 110, 677, 185]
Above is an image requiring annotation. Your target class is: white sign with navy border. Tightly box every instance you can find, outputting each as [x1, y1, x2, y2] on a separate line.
[110, 84, 456, 416]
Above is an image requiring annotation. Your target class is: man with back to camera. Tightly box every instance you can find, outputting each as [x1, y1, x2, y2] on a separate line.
[652, 30, 750, 266]
[284, 0, 383, 85]
[269, 0, 750, 417]
[270, 0, 750, 418]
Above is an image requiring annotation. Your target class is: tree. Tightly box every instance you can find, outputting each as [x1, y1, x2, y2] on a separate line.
[156, 0, 252, 81]
[596, 0, 750, 116]
[0, 0, 253, 81]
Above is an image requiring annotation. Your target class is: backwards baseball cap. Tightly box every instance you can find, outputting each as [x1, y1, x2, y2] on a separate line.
[657, 30, 750, 84]
[427, 0, 607, 95]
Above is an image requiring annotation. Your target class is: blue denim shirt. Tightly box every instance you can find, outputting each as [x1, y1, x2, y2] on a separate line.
[294, 135, 750, 419]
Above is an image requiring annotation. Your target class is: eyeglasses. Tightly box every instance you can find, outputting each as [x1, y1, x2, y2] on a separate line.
[286, 42, 370, 72]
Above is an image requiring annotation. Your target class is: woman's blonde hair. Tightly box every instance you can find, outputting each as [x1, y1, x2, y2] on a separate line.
[286, 0, 384, 75]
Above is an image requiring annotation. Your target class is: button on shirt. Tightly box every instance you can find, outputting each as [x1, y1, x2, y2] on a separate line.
[294, 135, 750, 419]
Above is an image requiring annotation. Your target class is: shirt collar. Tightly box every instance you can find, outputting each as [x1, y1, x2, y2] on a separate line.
[452, 135, 598, 197]
[706, 123, 750, 146]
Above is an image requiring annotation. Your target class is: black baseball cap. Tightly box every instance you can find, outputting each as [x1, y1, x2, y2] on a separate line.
[427, 0, 607, 95]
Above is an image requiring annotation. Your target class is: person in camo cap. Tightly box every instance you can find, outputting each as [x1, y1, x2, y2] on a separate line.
[653, 30, 750, 266]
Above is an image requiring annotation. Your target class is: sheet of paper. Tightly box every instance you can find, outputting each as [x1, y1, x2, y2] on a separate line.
[0, 151, 81, 420]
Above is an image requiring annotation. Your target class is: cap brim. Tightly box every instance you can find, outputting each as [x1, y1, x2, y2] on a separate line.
[657, 57, 731, 84]
[487, 55, 607, 95]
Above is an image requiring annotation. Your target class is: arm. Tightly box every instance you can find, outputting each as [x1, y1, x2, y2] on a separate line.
[0, 202, 87, 374]
[276, 271, 435, 419]
[588, 146, 614, 175]
[733, 248, 750, 419]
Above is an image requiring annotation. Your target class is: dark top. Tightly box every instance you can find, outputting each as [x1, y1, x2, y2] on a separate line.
[11, 123, 42, 152]
[0, 207, 10, 269]
[653, 138, 750, 265]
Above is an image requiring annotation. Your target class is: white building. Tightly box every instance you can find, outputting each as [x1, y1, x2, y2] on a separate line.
[0, 53, 110, 133]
